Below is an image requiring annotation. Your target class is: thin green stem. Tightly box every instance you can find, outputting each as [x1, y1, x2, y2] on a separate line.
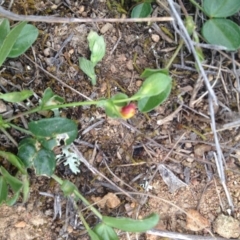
[165, 39, 184, 70]
[51, 174, 102, 220]
[6, 97, 139, 122]
[8, 123, 32, 135]
[188, 0, 205, 13]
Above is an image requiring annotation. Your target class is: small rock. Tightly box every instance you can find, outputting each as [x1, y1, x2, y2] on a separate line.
[100, 23, 113, 34]
[213, 214, 240, 238]
[136, 80, 142, 87]
[43, 48, 51, 57]
[151, 34, 160, 43]
[105, 193, 121, 209]
[186, 209, 209, 231]
[126, 60, 134, 70]
[194, 144, 211, 156]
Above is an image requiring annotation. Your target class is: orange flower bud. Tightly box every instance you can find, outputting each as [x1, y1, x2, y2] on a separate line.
[120, 103, 136, 119]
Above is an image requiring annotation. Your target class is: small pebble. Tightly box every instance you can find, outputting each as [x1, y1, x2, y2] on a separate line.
[100, 23, 113, 34]
[151, 34, 160, 42]
[43, 48, 51, 57]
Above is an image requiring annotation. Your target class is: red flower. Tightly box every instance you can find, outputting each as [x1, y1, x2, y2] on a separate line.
[120, 103, 136, 119]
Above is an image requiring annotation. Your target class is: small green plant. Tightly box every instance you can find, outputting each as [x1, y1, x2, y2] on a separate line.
[79, 31, 106, 85]
[0, 21, 173, 239]
[131, 1, 153, 18]
[0, 19, 38, 66]
[0, 69, 171, 239]
[191, 0, 240, 51]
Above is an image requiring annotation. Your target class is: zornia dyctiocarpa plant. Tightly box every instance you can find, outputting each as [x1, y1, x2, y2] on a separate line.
[0, 19, 172, 239]
[0, 68, 171, 239]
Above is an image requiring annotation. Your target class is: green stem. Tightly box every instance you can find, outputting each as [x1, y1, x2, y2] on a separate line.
[188, 0, 205, 13]
[8, 123, 32, 135]
[51, 174, 102, 220]
[6, 97, 139, 122]
[165, 39, 184, 70]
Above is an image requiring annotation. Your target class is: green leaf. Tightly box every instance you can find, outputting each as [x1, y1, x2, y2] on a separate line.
[134, 73, 172, 98]
[79, 57, 97, 85]
[8, 24, 38, 58]
[98, 100, 121, 118]
[140, 68, 169, 79]
[93, 223, 118, 240]
[0, 151, 26, 174]
[111, 93, 129, 107]
[0, 166, 23, 193]
[0, 177, 7, 204]
[88, 229, 101, 240]
[131, 3, 152, 18]
[0, 90, 33, 103]
[18, 138, 39, 168]
[0, 21, 27, 67]
[5, 191, 20, 206]
[87, 31, 100, 52]
[28, 117, 78, 146]
[138, 80, 171, 112]
[87, 31, 106, 65]
[41, 87, 64, 108]
[33, 149, 56, 176]
[202, 19, 240, 51]
[103, 213, 159, 233]
[203, 0, 240, 17]
[0, 19, 10, 46]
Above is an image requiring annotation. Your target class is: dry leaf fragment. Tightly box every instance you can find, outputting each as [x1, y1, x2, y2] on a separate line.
[14, 221, 27, 228]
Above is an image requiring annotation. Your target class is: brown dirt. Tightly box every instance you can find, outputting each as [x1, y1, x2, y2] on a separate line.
[1, 1, 240, 240]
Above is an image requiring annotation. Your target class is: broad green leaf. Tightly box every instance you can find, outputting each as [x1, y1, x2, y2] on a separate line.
[88, 229, 101, 240]
[103, 213, 159, 233]
[0, 177, 7, 204]
[99, 100, 121, 118]
[33, 149, 56, 176]
[0, 19, 10, 46]
[28, 117, 78, 146]
[87, 31, 100, 52]
[0, 151, 26, 174]
[202, 19, 240, 51]
[91, 36, 106, 64]
[0, 166, 23, 192]
[93, 223, 118, 240]
[18, 138, 39, 168]
[203, 0, 240, 17]
[138, 81, 171, 112]
[8, 24, 38, 58]
[5, 191, 20, 206]
[38, 138, 58, 150]
[0, 21, 26, 67]
[40, 88, 64, 109]
[131, 3, 152, 18]
[140, 68, 169, 79]
[111, 93, 129, 107]
[79, 57, 97, 85]
[134, 73, 171, 98]
[0, 90, 33, 103]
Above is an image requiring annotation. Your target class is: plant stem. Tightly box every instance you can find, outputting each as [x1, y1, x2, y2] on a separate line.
[6, 97, 139, 122]
[165, 39, 184, 70]
[51, 174, 102, 220]
[188, 0, 205, 13]
[8, 123, 32, 135]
